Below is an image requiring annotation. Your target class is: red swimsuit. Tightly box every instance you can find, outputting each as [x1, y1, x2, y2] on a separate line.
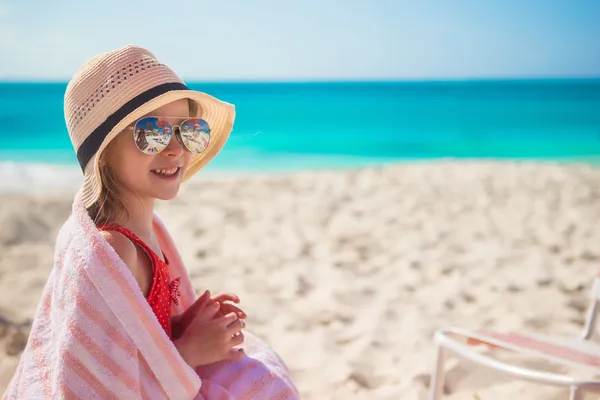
[98, 225, 181, 339]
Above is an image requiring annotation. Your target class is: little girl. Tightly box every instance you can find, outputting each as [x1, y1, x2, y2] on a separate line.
[3, 45, 299, 399]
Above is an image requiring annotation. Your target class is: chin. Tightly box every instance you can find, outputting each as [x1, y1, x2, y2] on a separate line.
[148, 181, 182, 200]
[154, 187, 181, 200]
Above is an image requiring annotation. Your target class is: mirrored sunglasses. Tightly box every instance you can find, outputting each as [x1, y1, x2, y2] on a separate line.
[128, 116, 211, 155]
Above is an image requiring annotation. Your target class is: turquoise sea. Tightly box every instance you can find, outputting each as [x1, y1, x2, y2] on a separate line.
[1, 80, 600, 172]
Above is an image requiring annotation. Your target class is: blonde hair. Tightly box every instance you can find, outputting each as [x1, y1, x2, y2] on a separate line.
[87, 152, 129, 226]
[87, 99, 197, 226]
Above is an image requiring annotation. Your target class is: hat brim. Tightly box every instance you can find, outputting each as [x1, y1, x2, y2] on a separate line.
[78, 89, 235, 209]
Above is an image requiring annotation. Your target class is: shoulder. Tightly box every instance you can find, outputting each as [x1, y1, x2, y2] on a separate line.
[101, 230, 138, 266]
[101, 230, 152, 296]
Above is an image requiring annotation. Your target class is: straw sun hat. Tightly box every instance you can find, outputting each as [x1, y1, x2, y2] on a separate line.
[64, 45, 235, 208]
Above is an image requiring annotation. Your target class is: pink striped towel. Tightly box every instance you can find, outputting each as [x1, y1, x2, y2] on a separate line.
[2, 194, 300, 399]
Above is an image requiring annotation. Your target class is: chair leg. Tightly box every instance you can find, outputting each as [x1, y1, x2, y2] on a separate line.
[428, 345, 447, 400]
[570, 386, 583, 400]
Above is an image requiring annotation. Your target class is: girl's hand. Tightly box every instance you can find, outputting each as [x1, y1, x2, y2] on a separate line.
[171, 290, 212, 340]
[171, 291, 247, 339]
[210, 292, 247, 320]
[174, 300, 245, 367]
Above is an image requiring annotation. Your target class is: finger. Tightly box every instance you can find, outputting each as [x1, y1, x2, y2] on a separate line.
[217, 312, 240, 328]
[196, 289, 210, 301]
[220, 303, 246, 319]
[178, 291, 210, 328]
[231, 332, 245, 346]
[211, 293, 240, 304]
[188, 291, 210, 314]
[197, 301, 220, 320]
[228, 348, 245, 361]
[226, 318, 245, 336]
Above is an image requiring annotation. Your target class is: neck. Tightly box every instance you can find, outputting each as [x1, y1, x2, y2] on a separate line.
[115, 191, 155, 237]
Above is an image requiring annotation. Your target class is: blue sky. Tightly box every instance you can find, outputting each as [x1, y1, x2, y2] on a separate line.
[0, 0, 599, 81]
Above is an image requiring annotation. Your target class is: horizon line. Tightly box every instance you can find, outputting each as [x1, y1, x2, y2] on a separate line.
[1, 76, 600, 85]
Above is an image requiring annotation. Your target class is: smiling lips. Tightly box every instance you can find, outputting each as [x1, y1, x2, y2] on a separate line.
[151, 167, 180, 177]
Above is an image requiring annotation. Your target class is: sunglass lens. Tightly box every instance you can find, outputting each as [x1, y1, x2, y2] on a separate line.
[179, 118, 210, 154]
[133, 117, 172, 154]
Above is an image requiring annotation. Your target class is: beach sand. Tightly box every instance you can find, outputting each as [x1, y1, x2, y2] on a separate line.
[1, 160, 600, 399]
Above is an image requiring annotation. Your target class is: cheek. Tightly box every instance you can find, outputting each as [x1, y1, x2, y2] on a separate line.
[183, 152, 192, 169]
[123, 154, 152, 180]
[110, 147, 152, 186]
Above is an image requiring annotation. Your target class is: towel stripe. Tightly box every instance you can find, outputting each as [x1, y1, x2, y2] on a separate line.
[58, 381, 79, 400]
[80, 275, 136, 356]
[139, 356, 169, 399]
[70, 321, 139, 395]
[58, 244, 143, 397]
[28, 336, 51, 398]
[75, 299, 149, 398]
[63, 349, 118, 399]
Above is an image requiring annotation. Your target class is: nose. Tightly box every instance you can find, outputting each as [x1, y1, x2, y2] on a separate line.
[163, 129, 186, 157]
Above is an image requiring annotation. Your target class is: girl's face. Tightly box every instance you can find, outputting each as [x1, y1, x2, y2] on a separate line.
[104, 99, 192, 201]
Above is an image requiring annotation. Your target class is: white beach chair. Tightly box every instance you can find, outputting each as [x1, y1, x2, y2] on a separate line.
[428, 279, 600, 399]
